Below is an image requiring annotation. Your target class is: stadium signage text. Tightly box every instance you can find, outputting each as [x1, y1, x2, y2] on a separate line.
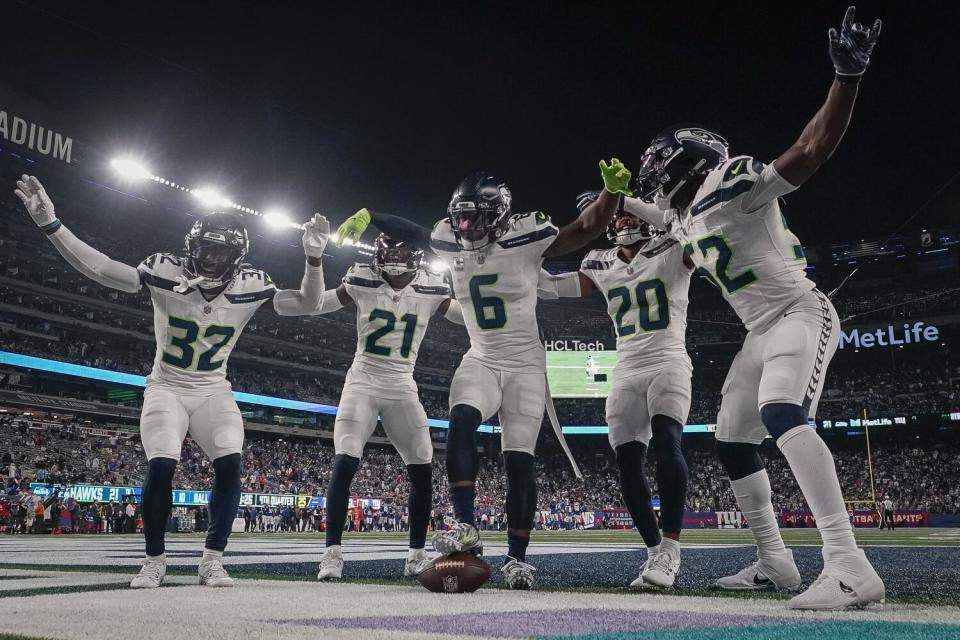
[838, 321, 939, 350]
[543, 340, 605, 351]
[0, 110, 74, 164]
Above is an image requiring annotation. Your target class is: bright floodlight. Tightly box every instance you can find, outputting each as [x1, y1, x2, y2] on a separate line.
[193, 188, 232, 209]
[263, 210, 293, 229]
[110, 156, 152, 180]
[429, 259, 450, 272]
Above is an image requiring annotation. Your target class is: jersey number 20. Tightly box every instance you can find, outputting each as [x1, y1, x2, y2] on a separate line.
[607, 279, 670, 336]
[162, 317, 235, 371]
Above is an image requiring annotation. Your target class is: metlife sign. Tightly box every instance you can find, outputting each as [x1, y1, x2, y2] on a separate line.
[839, 321, 940, 350]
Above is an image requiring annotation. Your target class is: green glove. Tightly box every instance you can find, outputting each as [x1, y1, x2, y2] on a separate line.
[335, 208, 372, 247]
[599, 158, 632, 196]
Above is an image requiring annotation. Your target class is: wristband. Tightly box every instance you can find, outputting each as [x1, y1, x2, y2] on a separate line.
[41, 219, 62, 235]
[834, 72, 863, 84]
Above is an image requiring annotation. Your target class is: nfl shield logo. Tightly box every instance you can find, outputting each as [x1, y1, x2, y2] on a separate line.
[441, 575, 459, 593]
[203, 305, 213, 315]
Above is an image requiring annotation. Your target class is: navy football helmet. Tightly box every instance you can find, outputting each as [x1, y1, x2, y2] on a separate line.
[184, 212, 249, 288]
[635, 124, 729, 211]
[446, 172, 512, 250]
[373, 233, 423, 276]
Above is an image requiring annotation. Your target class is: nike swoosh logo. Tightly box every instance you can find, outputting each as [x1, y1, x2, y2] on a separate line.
[730, 160, 745, 176]
[753, 574, 771, 585]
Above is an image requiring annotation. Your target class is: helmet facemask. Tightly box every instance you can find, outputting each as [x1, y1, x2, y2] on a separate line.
[606, 212, 658, 247]
[447, 176, 512, 250]
[373, 235, 423, 277]
[183, 214, 249, 290]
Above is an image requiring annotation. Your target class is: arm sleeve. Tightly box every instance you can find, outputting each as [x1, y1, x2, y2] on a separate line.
[537, 269, 582, 299]
[739, 161, 798, 213]
[622, 197, 669, 230]
[370, 211, 433, 249]
[441, 299, 465, 325]
[272, 260, 325, 316]
[314, 288, 345, 315]
[47, 225, 142, 293]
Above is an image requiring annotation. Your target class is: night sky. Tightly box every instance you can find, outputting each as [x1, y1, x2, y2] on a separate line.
[4, 0, 959, 250]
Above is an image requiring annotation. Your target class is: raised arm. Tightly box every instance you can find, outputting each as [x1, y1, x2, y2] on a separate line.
[273, 214, 329, 316]
[311, 284, 355, 315]
[543, 159, 632, 257]
[772, 6, 881, 187]
[15, 175, 142, 293]
[537, 268, 595, 299]
[334, 208, 432, 249]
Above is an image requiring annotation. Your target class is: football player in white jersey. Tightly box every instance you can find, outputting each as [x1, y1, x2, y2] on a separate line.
[14, 175, 329, 589]
[334, 159, 632, 588]
[625, 7, 883, 609]
[313, 234, 465, 580]
[538, 193, 694, 589]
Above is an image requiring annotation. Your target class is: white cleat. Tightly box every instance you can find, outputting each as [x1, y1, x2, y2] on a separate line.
[501, 557, 536, 590]
[198, 558, 235, 587]
[629, 558, 652, 590]
[431, 522, 482, 557]
[789, 549, 885, 610]
[404, 549, 433, 577]
[318, 546, 344, 580]
[642, 550, 681, 589]
[130, 555, 166, 589]
[715, 549, 801, 591]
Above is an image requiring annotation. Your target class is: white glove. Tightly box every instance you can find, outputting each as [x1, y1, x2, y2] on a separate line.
[14, 175, 57, 228]
[302, 213, 330, 258]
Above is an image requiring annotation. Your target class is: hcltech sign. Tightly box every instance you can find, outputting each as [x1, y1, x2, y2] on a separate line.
[839, 321, 940, 350]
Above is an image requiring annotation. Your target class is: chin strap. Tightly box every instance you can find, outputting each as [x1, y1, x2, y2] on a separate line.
[174, 274, 206, 293]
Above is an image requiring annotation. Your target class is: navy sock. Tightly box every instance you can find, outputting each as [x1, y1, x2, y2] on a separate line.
[615, 441, 662, 548]
[449, 485, 476, 526]
[325, 454, 360, 547]
[205, 453, 242, 552]
[142, 457, 177, 556]
[507, 531, 529, 562]
[406, 463, 432, 549]
[651, 415, 689, 536]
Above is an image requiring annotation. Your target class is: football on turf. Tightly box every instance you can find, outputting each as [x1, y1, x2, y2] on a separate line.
[417, 553, 491, 593]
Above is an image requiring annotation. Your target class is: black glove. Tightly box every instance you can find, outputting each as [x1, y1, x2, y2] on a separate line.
[575, 190, 600, 213]
[829, 6, 882, 78]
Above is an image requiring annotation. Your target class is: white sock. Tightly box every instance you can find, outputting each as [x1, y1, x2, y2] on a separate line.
[660, 537, 680, 557]
[325, 544, 342, 556]
[146, 553, 165, 562]
[646, 544, 660, 559]
[777, 426, 857, 554]
[407, 548, 423, 560]
[730, 469, 787, 559]
[201, 548, 223, 563]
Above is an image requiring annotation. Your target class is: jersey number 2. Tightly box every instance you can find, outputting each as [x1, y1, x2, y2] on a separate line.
[686, 236, 757, 294]
[365, 310, 418, 358]
[162, 317, 235, 371]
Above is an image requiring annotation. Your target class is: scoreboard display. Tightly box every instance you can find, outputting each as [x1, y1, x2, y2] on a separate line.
[546, 350, 618, 398]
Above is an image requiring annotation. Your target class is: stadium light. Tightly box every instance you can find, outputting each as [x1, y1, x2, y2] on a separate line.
[263, 209, 294, 229]
[110, 156, 152, 181]
[193, 188, 232, 209]
[429, 259, 449, 272]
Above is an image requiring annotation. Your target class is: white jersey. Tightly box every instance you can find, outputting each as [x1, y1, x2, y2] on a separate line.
[670, 156, 811, 333]
[137, 253, 276, 393]
[581, 237, 692, 377]
[430, 211, 558, 372]
[342, 263, 451, 378]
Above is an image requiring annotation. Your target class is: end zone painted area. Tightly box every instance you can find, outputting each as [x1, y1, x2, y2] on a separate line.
[1, 573, 959, 640]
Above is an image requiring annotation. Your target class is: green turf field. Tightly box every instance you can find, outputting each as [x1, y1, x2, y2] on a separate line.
[546, 350, 618, 398]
